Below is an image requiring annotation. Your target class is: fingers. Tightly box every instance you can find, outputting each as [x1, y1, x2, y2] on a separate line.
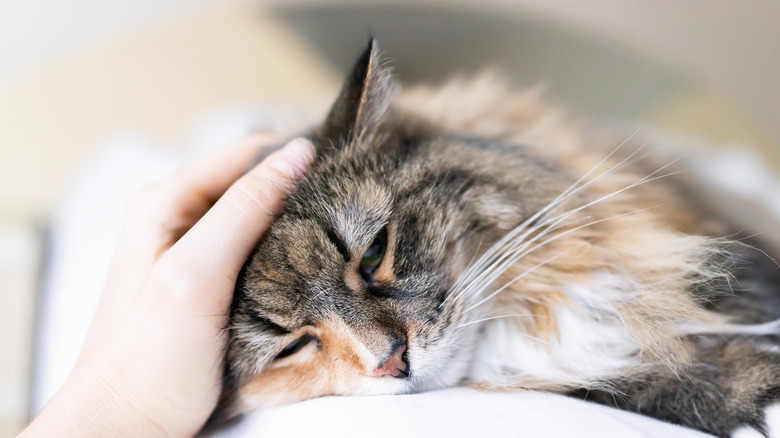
[106, 135, 284, 295]
[120, 134, 283, 251]
[155, 137, 316, 307]
[124, 133, 282, 230]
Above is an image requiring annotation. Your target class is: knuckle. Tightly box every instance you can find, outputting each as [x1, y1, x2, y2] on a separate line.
[226, 175, 282, 214]
[125, 179, 192, 230]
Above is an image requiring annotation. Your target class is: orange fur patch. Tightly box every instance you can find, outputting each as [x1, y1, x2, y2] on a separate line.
[238, 317, 394, 408]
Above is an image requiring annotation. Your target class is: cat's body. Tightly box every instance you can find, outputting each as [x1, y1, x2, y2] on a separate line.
[210, 41, 780, 437]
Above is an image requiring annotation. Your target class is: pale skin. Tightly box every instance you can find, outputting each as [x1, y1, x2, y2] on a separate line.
[20, 135, 316, 438]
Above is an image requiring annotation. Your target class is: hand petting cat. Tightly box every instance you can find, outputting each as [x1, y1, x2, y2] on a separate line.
[20, 135, 316, 438]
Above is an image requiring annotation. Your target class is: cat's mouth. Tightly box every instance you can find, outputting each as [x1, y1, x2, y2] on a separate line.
[387, 324, 479, 394]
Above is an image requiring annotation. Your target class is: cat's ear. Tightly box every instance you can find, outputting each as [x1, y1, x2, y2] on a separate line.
[319, 38, 396, 146]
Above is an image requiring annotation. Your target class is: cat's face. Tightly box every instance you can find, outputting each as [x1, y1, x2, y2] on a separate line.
[227, 138, 480, 409]
[215, 40, 567, 421]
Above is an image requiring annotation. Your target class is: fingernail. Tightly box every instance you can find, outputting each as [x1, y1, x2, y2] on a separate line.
[270, 138, 316, 178]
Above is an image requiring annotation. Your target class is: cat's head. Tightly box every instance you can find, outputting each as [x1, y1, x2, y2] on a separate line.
[213, 40, 564, 422]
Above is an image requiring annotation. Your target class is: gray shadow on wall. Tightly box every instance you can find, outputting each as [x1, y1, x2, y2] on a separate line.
[269, 3, 689, 120]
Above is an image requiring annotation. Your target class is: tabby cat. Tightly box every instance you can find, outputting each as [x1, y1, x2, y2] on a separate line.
[210, 40, 780, 437]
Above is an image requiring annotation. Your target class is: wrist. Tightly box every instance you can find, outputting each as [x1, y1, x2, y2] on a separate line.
[21, 364, 168, 438]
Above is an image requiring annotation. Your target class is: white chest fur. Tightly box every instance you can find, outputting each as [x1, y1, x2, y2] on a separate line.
[468, 273, 641, 389]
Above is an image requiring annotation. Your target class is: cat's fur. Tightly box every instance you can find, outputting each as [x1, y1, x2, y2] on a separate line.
[209, 40, 780, 437]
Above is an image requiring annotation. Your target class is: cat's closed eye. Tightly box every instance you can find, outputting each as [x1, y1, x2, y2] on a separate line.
[359, 227, 388, 285]
[275, 334, 319, 360]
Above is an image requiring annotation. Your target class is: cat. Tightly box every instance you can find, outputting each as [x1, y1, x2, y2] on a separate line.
[208, 39, 780, 437]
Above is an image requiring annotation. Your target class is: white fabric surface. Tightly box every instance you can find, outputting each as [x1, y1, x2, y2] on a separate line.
[211, 388, 710, 438]
[35, 111, 780, 437]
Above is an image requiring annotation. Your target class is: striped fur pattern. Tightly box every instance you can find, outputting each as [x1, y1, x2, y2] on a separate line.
[209, 40, 780, 437]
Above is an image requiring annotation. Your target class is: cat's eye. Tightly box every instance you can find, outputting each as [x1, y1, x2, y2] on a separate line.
[359, 227, 388, 281]
[275, 334, 317, 360]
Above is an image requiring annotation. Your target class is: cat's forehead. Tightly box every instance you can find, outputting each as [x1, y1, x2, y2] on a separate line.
[286, 161, 395, 249]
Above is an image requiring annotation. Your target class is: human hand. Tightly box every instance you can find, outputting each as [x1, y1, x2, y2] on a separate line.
[21, 135, 316, 437]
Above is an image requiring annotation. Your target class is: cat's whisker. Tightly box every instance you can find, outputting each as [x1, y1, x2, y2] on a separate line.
[505, 133, 646, 227]
[451, 318, 551, 346]
[456, 225, 579, 307]
[464, 249, 575, 313]
[448, 212, 591, 308]
[459, 205, 661, 318]
[530, 139, 679, 240]
[441, 133, 645, 308]
[470, 207, 594, 284]
[456, 313, 547, 329]
[447, 198, 590, 305]
[451, 139, 666, 297]
[454, 216, 585, 307]
[451, 165, 669, 310]
[533, 205, 663, 260]
[533, 164, 682, 236]
[441, 219, 537, 307]
[632, 154, 685, 185]
[537, 138, 652, 223]
[462, 204, 554, 271]
[445, 145, 681, 316]
[446, 222, 552, 307]
[548, 128, 643, 206]
[551, 150, 681, 221]
[619, 138, 679, 171]
[523, 136, 670, 239]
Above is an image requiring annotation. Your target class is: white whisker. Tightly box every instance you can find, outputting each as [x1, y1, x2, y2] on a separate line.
[465, 249, 574, 313]
[535, 165, 681, 234]
[540, 138, 651, 221]
[460, 204, 661, 318]
[456, 313, 546, 329]
[443, 135, 678, 317]
[451, 210, 592, 309]
[441, 132, 643, 308]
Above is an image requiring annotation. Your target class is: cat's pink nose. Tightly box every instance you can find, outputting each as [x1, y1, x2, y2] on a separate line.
[371, 344, 409, 378]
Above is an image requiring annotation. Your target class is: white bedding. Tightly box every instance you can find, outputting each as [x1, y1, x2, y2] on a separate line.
[34, 110, 780, 437]
[211, 388, 709, 438]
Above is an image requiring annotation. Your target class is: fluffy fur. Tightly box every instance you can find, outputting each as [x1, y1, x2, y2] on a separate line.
[208, 40, 780, 437]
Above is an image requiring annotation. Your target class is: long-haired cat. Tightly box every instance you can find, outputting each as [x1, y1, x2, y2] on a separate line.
[209, 40, 780, 437]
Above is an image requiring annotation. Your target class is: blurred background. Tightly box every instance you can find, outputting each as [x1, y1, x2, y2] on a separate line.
[1, 0, 778, 435]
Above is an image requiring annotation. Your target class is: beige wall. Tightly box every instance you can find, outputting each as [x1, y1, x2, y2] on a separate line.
[0, 6, 340, 224]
